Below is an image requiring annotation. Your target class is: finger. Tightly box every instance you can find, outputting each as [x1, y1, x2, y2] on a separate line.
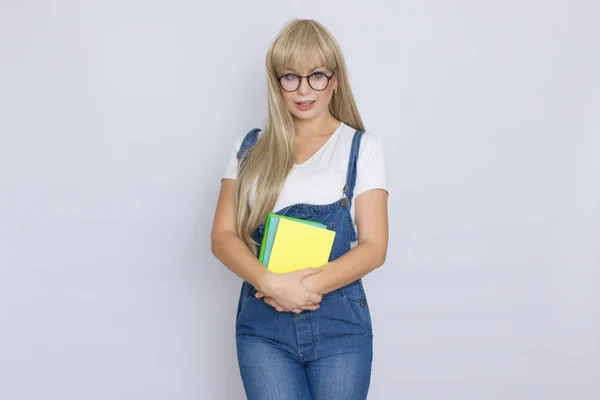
[266, 301, 281, 312]
[265, 298, 286, 313]
[255, 292, 265, 299]
[307, 293, 323, 304]
[301, 304, 320, 311]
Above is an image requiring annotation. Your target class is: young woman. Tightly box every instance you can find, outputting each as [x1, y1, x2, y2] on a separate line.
[211, 19, 389, 400]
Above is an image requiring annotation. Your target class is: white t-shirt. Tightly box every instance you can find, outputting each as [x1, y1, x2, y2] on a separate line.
[222, 122, 387, 229]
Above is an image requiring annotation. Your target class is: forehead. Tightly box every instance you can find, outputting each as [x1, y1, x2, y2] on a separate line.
[279, 53, 330, 74]
[273, 41, 336, 75]
[284, 64, 331, 74]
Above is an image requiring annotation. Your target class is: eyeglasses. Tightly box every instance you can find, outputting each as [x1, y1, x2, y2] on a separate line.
[277, 71, 335, 92]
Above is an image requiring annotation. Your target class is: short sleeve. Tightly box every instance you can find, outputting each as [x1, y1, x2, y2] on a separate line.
[222, 135, 244, 180]
[354, 133, 388, 197]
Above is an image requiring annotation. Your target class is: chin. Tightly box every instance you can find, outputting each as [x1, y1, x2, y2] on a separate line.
[289, 107, 326, 121]
[292, 113, 316, 120]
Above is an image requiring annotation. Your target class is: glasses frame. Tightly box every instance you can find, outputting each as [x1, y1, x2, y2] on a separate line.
[277, 71, 336, 92]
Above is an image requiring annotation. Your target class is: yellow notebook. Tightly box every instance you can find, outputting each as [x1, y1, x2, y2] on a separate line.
[267, 217, 336, 274]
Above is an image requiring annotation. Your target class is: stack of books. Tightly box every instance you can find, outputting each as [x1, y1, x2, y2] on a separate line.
[258, 213, 336, 274]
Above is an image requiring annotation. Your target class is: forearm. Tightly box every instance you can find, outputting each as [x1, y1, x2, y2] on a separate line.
[311, 241, 387, 295]
[211, 231, 269, 292]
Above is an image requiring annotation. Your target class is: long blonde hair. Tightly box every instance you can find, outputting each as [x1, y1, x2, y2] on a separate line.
[235, 19, 366, 254]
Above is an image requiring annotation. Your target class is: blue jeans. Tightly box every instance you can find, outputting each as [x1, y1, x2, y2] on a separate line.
[236, 279, 373, 400]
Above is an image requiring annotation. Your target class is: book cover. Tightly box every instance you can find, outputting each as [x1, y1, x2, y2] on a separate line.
[259, 214, 326, 266]
[266, 217, 335, 274]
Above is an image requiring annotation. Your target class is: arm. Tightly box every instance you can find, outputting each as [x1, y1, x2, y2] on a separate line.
[303, 188, 389, 295]
[211, 179, 270, 290]
[211, 179, 322, 311]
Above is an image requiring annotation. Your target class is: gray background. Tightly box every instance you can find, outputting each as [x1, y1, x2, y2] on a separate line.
[1, 1, 598, 399]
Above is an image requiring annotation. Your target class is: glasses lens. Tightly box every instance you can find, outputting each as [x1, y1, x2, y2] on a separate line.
[308, 73, 329, 91]
[279, 74, 300, 91]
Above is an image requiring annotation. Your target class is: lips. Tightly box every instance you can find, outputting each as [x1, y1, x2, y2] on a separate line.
[295, 101, 315, 106]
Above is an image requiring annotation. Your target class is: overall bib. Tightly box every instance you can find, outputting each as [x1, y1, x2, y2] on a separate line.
[234, 128, 373, 400]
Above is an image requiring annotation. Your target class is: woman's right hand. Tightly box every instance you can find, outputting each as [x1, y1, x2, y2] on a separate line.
[258, 268, 323, 313]
[262, 296, 320, 313]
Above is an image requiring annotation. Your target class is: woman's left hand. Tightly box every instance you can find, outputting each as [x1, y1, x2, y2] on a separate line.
[256, 273, 321, 313]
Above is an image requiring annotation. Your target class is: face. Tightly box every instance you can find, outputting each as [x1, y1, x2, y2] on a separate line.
[277, 67, 337, 121]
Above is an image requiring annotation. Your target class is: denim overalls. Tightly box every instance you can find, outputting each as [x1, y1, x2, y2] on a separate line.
[234, 128, 373, 400]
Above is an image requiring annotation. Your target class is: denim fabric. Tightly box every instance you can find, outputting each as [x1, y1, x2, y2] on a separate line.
[235, 128, 373, 400]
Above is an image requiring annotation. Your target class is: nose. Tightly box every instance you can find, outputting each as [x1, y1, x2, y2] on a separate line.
[297, 77, 312, 95]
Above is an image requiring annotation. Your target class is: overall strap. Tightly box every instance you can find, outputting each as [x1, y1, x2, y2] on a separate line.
[343, 129, 364, 202]
[236, 128, 261, 163]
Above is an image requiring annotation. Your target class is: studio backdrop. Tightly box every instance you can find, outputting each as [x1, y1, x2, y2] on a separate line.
[1, 1, 598, 399]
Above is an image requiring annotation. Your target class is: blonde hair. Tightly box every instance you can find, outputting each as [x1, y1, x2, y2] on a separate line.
[235, 19, 365, 254]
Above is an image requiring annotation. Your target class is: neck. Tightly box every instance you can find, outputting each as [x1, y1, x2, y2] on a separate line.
[294, 112, 339, 137]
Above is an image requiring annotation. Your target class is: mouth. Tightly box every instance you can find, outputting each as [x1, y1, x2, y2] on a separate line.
[295, 100, 316, 106]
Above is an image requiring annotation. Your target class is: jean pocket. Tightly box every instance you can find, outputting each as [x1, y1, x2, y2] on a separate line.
[236, 293, 243, 320]
[341, 283, 373, 336]
[236, 285, 251, 324]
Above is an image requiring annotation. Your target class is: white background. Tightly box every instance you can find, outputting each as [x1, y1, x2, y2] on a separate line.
[1, 1, 599, 399]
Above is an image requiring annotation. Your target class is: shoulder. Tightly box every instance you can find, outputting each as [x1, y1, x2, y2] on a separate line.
[337, 124, 385, 159]
[359, 130, 384, 154]
[231, 127, 264, 159]
[352, 128, 388, 194]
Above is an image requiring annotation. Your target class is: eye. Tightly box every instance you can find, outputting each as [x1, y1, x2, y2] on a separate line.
[281, 74, 298, 81]
[312, 72, 326, 78]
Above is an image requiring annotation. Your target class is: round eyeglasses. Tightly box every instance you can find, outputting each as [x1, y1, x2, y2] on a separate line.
[277, 71, 335, 92]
